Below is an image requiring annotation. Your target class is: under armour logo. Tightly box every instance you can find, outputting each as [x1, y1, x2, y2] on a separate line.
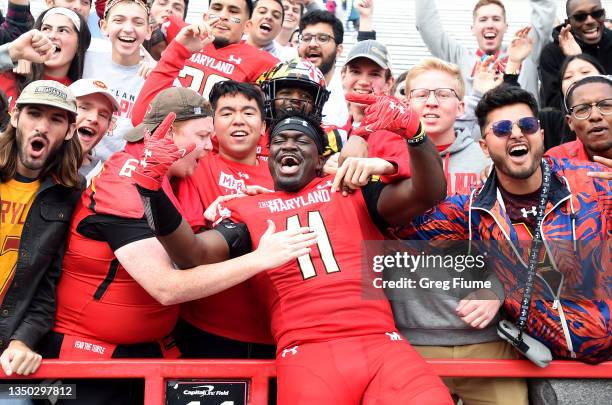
[140, 149, 152, 167]
[317, 180, 333, 189]
[385, 332, 403, 341]
[281, 345, 299, 357]
[228, 55, 242, 64]
[521, 206, 537, 218]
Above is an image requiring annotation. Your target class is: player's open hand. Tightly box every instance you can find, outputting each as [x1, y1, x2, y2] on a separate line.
[176, 18, 219, 53]
[0, 340, 42, 376]
[332, 157, 395, 195]
[345, 93, 422, 140]
[256, 220, 317, 269]
[456, 290, 502, 329]
[132, 113, 195, 190]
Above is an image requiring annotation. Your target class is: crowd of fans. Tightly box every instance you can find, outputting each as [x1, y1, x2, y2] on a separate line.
[0, 0, 610, 404]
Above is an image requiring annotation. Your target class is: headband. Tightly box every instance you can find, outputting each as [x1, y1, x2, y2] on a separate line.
[271, 117, 324, 153]
[43, 7, 81, 32]
[104, 0, 150, 19]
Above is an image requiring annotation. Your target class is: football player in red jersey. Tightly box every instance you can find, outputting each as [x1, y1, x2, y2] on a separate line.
[132, 0, 279, 126]
[134, 94, 453, 404]
[39, 87, 316, 405]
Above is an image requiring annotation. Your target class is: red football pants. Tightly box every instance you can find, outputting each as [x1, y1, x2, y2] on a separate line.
[276, 332, 453, 404]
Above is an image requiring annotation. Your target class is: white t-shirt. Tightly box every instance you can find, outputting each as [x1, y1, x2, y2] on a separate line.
[321, 69, 348, 128]
[83, 39, 145, 162]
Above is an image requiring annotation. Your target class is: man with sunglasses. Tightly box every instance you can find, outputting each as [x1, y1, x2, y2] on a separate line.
[540, 0, 612, 108]
[391, 59, 527, 405]
[402, 84, 611, 367]
[547, 75, 612, 171]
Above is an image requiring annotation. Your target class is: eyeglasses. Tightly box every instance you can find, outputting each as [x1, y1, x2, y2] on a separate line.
[298, 33, 335, 44]
[409, 88, 460, 103]
[570, 8, 606, 23]
[486, 117, 540, 137]
[569, 98, 612, 120]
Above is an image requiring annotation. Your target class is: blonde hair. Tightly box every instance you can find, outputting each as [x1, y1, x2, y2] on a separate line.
[0, 112, 83, 188]
[405, 57, 466, 100]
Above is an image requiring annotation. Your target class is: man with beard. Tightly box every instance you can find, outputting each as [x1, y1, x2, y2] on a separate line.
[297, 9, 348, 127]
[547, 75, 612, 167]
[132, 0, 279, 125]
[540, 0, 612, 108]
[404, 85, 611, 366]
[132, 94, 452, 403]
[415, 0, 555, 99]
[0, 80, 81, 378]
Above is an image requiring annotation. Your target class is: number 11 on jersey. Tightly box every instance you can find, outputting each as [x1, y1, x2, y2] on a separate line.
[286, 211, 340, 280]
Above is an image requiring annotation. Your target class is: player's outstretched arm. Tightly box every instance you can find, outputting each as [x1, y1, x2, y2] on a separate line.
[346, 93, 447, 227]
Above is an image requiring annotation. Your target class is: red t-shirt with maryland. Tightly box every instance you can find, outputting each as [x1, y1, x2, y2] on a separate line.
[219, 176, 396, 351]
[175, 152, 275, 344]
[54, 150, 184, 345]
[132, 16, 278, 126]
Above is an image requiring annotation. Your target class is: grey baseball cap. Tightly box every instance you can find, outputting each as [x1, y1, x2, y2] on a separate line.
[16, 80, 77, 116]
[124, 87, 211, 142]
[345, 40, 391, 70]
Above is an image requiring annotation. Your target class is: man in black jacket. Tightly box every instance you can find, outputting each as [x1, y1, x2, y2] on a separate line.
[0, 80, 82, 377]
[539, 0, 612, 108]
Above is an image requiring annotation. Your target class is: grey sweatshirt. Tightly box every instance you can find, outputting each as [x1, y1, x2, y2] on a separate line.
[0, 43, 15, 72]
[391, 128, 502, 346]
[415, 0, 556, 100]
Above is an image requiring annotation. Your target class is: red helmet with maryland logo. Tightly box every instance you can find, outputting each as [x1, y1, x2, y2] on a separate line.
[257, 58, 330, 121]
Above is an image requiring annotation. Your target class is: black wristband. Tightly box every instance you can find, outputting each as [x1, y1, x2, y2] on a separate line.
[136, 185, 183, 236]
[407, 124, 427, 146]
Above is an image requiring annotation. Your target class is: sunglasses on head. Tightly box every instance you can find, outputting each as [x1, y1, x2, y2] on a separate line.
[571, 8, 606, 23]
[487, 117, 540, 138]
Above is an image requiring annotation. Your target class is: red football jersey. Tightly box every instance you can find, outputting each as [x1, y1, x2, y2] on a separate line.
[132, 17, 278, 126]
[220, 176, 397, 351]
[175, 152, 275, 344]
[54, 152, 181, 345]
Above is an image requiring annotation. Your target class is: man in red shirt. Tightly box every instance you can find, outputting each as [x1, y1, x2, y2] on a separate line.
[132, 0, 278, 125]
[134, 94, 453, 404]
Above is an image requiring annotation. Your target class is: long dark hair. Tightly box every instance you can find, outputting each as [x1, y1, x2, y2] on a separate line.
[0, 109, 82, 188]
[17, 8, 91, 93]
[558, 54, 605, 111]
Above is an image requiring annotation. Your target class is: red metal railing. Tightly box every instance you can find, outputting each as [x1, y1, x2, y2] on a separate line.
[1, 359, 611, 405]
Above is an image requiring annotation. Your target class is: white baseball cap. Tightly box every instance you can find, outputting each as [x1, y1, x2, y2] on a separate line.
[69, 79, 120, 112]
